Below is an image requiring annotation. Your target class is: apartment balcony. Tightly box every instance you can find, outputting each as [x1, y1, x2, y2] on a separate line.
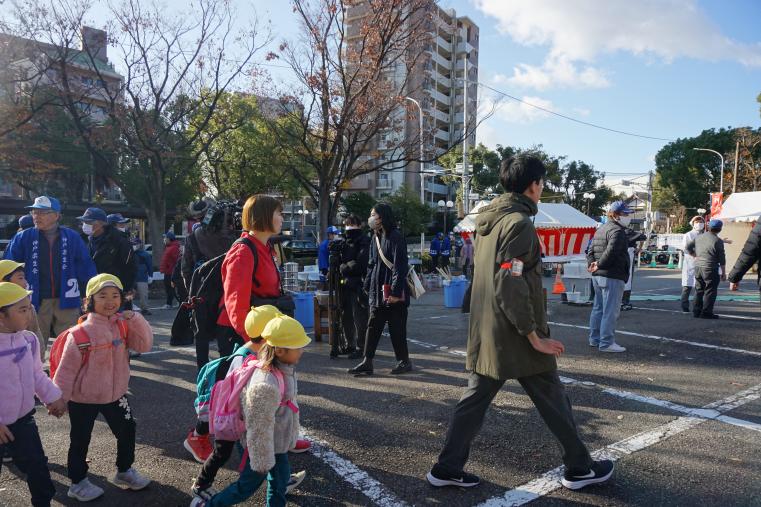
[433, 109, 449, 123]
[434, 129, 450, 142]
[376, 175, 393, 190]
[430, 51, 449, 70]
[435, 35, 452, 53]
[347, 174, 372, 190]
[430, 88, 451, 107]
[455, 41, 475, 56]
[431, 72, 451, 89]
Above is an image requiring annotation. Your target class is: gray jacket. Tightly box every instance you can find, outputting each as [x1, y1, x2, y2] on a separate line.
[586, 220, 630, 282]
[686, 232, 726, 270]
[242, 361, 300, 473]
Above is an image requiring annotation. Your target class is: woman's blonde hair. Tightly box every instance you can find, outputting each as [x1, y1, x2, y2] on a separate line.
[256, 343, 278, 372]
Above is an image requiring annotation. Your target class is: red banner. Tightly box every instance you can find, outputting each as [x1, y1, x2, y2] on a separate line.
[536, 227, 597, 258]
[710, 192, 724, 217]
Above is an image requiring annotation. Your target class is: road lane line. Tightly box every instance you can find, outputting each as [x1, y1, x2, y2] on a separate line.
[300, 429, 409, 507]
[476, 381, 761, 507]
[548, 321, 761, 357]
[630, 306, 761, 322]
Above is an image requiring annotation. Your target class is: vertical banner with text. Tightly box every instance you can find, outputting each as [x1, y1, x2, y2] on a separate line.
[710, 192, 724, 218]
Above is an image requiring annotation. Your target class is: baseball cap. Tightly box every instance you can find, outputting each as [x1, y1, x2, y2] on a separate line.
[609, 201, 633, 215]
[85, 273, 123, 297]
[326, 226, 340, 234]
[0, 260, 24, 281]
[77, 207, 108, 223]
[163, 231, 176, 241]
[0, 282, 32, 308]
[244, 305, 282, 339]
[25, 195, 61, 212]
[709, 219, 723, 229]
[107, 213, 130, 224]
[18, 215, 34, 229]
[261, 315, 311, 349]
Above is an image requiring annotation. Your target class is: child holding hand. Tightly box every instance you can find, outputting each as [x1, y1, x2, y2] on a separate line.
[0, 282, 67, 507]
[53, 274, 153, 502]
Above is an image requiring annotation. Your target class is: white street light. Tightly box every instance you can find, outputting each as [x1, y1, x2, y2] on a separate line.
[693, 148, 725, 194]
[697, 208, 707, 215]
[582, 192, 596, 215]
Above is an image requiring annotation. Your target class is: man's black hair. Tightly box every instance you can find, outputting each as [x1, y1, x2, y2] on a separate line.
[499, 153, 547, 194]
[343, 214, 363, 227]
[372, 202, 396, 234]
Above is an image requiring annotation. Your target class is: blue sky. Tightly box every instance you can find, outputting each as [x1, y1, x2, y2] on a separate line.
[22, 0, 761, 185]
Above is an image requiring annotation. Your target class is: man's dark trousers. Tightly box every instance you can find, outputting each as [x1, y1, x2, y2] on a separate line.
[693, 267, 720, 316]
[435, 370, 592, 475]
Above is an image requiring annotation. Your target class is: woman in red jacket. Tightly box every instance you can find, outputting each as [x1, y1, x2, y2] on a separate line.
[212, 195, 285, 362]
[160, 231, 181, 309]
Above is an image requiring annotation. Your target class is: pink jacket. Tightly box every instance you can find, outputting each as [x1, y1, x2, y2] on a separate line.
[53, 312, 153, 404]
[0, 330, 62, 426]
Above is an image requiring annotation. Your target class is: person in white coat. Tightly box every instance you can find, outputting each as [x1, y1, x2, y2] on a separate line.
[681, 216, 705, 312]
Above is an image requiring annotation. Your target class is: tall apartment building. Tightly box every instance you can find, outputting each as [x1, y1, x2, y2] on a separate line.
[345, 4, 479, 205]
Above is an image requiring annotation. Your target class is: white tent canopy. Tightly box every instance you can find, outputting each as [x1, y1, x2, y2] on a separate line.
[713, 191, 761, 222]
[454, 200, 598, 232]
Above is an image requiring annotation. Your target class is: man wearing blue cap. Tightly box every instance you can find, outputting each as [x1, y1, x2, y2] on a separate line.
[78, 207, 137, 296]
[17, 214, 34, 233]
[686, 219, 726, 319]
[3, 196, 97, 358]
[586, 201, 633, 352]
[107, 213, 131, 236]
[318, 226, 340, 279]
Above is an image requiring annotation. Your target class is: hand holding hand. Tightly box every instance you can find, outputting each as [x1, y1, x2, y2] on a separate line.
[121, 310, 135, 320]
[730, 282, 740, 291]
[0, 424, 14, 444]
[46, 398, 67, 418]
[386, 295, 403, 304]
[528, 332, 565, 357]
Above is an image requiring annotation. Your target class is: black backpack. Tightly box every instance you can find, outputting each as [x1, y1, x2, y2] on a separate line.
[187, 237, 259, 341]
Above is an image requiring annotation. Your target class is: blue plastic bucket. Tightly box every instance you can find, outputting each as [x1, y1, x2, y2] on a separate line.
[292, 291, 315, 328]
[443, 279, 467, 308]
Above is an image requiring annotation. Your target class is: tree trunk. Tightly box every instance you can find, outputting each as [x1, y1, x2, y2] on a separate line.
[317, 185, 332, 243]
[146, 203, 166, 271]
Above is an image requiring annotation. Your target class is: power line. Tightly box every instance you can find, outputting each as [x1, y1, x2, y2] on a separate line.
[477, 82, 675, 143]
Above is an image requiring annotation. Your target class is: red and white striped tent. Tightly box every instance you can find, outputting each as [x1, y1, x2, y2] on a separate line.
[454, 200, 599, 261]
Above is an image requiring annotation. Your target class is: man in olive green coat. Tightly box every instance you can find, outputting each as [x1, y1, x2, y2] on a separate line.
[427, 154, 614, 491]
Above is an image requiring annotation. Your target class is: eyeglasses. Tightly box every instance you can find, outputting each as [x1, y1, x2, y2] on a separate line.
[30, 210, 56, 216]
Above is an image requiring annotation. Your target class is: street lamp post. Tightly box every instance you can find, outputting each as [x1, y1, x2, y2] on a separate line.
[405, 96, 426, 258]
[296, 209, 305, 239]
[582, 192, 596, 216]
[693, 148, 725, 194]
[438, 199, 454, 233]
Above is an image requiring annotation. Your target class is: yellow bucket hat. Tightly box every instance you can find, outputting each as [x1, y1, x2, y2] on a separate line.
[0, 282, 32, 308]
[85, 273, 123, 297]
[0, 260, 24, 281]
[244, 305, 282, 339]
[261, 315, 311, 349]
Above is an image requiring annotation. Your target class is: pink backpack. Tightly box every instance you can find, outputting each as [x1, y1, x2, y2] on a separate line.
[209, 355, 298, 442]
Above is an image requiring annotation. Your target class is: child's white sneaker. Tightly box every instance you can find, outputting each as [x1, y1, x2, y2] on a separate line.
[110, 467, 151, 490]
[67, 478, 104, 502]
[190, 497, 207, 507]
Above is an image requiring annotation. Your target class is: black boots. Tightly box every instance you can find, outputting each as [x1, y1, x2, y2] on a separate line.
[390, 360, 413, 375]
[348, 358, 373, 375]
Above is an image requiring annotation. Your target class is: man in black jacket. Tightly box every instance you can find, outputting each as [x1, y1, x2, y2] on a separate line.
[78, 207, 137, 293]
[586, 201, 631, 353]
[687, 219, 726, 319]
[336, 214, 370, 360]
[728, 221, 761, 302]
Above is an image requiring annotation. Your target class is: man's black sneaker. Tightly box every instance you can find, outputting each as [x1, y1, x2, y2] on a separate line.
[390, 360, 412, 375]
[561, 460, 614, 490]
[700, 313, 719, 319]
[348, 358, 373, 375]
[426, 467, 480, 488]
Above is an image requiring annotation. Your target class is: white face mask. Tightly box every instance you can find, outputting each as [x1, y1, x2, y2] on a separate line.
[367, 216, 378, 230]
[693, 223, 704, 232]
[345, 225, 360, 231]
[132, 245, 139, 251]
[81, 223, 94, 236]
[118, 226, 128, 233]
[618, 216, 632, 226]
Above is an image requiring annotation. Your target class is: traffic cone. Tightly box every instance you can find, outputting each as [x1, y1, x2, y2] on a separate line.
[649, 256, 657, 268]
[551, 267, 567, 295]
[667, 254, 675, 269]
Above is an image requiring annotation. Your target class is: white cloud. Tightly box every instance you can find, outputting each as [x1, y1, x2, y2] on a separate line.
[482, 95, 556, 124]
[475, 0, 761, 90]
[573, 107, 591, 117]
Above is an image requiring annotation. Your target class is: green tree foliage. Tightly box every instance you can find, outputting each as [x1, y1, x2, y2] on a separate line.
[654, 128, 736, 211]
[386, 185, 433, 237]
[437, 143, 502, 195]
[341, 192, 376, 221]
[192, 93, 305, 201]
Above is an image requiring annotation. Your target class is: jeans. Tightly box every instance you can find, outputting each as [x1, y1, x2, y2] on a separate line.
[208, 448, 289, 507]
[196, 439, 236, 489]
[0, 410, 56, 507]
[135, 282, 150, 311]
[589, 276, 626, 348]
[67, 397, 136, 483]
[435, 371, 592, 476]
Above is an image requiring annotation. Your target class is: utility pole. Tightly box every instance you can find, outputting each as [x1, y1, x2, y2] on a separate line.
[461, 52, 470, 215]
[646, 170, 653, 235]
[733, 140, 740, 193]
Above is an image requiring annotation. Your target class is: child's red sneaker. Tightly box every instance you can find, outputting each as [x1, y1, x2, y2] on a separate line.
[290, 439, 311, 453]
[184, 430, 213, 463]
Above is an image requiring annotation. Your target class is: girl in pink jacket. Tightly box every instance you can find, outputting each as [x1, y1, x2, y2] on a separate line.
[0, 282, 66, 507]
[52, 274, 154, 502]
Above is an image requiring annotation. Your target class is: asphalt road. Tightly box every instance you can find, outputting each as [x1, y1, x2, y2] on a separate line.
[2, 267, 761, 507]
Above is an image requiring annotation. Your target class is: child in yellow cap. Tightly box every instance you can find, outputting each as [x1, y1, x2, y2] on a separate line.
[190, 313, 310, 507]
[0, 282, 67, 506]
[190, 305, 308, 502]
[53, 274, 154, 502]
[0, 260, 43, 357]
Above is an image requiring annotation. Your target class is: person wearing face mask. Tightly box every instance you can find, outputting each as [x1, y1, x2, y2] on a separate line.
[620, 224, 646, 311]
[335, 214, 370, 359]
[348, 203, 412, 375]
[131, 238, 153, 315]
[107, 213, 131, 237]
[680, 216, 705, 312]
[160, 231, 181, 309]
[586, 201, 633, 353]
[78, 208, 137, 303]
[3, 196, 96, 359]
